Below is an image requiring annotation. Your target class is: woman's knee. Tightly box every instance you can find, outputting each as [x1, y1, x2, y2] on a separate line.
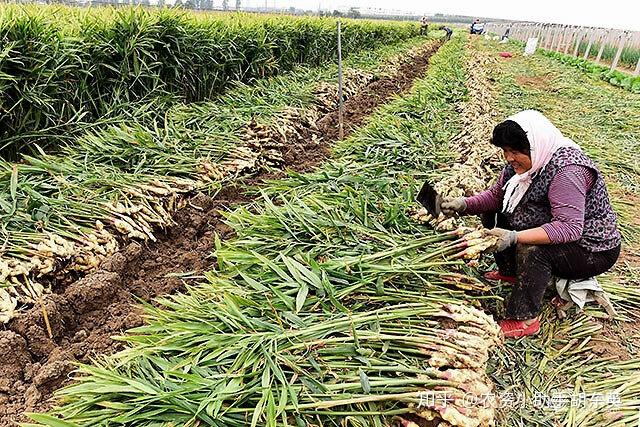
[515, 243, 548, 265]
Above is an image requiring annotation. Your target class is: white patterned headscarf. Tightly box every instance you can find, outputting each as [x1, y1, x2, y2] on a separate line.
[502, 110, 581, 213]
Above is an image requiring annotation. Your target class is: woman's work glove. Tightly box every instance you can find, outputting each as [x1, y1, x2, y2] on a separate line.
[487, 228, 518, 252]
[440, 197, 467, 216]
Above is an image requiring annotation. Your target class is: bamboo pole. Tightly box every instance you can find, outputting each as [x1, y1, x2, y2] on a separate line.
[552, 25, 560, 51]
[610, 31, 627, 71]
[556, 25, 567, 51]
[572, 27, 582, 56]
[595, 30, 609, 63]
[583, 29, 595, 59]
[536, 23, 543, 41]
[549, 25, 559, 50]
[539, 24, 548, 47]
[538, 24, 544, 47]
[564, 26, 574, 54]
[337, 20, 344, 140]
[558, 25, 569, 52]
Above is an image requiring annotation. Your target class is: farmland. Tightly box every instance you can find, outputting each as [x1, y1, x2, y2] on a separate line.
[1, 5, 640, 427]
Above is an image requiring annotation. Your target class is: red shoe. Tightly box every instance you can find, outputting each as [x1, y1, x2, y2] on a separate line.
[499, 318, 540, 339]
[483, 270, 517, 284]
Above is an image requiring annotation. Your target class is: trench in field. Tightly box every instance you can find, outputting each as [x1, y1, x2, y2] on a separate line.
[0, 40, 444, 426]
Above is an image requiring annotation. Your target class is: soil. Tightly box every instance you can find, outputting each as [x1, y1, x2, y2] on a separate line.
[0, 41, 443, 426]
[589, 318, 640, 360]
[515, 74, 557, 91]
[317, 42, 442, 141]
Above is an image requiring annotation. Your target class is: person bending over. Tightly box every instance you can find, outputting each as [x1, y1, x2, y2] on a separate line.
[441, 110, 621, 338]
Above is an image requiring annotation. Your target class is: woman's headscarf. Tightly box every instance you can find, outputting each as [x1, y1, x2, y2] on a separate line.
[502, 110, 581, 213]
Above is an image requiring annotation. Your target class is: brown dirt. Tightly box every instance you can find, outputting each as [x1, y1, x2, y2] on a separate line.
[589, 318, 640, 360]
[317, 42, 442, 141]
[0, 41, 443, 426]
[515, 74, 557, 91]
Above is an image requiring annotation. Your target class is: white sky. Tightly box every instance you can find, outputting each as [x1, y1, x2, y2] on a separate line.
[241, 0, 640, 31]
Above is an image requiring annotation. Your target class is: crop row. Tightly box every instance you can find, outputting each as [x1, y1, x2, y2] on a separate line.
[541, 49, 640, 93]
[0, 5, 418, 157]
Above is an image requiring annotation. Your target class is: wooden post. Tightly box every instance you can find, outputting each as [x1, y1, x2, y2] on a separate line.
[337, 21, 344, 140]
[634, 56, 640, 77]
[595, 30, 608, 63]
[610, 31, 627, 71]
[583, 29, 595, 59]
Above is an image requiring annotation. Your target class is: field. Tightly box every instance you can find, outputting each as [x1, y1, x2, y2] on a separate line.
[1, 6, 640, 427]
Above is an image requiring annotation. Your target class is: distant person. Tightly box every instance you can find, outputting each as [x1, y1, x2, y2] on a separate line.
[470, 19, 485, 35]
[470, 19, 479, 34]
[439, 25, 453, 41]
[420, 16, 429, 35]
[501, 25, 511, 41]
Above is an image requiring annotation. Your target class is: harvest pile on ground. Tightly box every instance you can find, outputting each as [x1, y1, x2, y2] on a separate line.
[1, 7, 639, 427]
[0, 5, 424, 322]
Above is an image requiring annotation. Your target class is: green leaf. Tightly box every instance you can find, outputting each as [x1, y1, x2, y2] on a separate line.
[295, 284, 308, 313]
[359, 368, 371, 394]
[266, 389, 277, 426]
[239, 271, 269, 292]
[283, 256, 322, 289]
[214, 232, 222, 251]
[26, 414, 79, 427]
[10, 165, 17, 201]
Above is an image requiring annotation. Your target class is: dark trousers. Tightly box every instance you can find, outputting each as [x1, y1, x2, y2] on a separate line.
[482, 213, 621, 319]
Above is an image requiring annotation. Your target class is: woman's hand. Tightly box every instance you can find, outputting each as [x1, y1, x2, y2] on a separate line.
[486, 227, 552, 252]
[487, 228, 518, 252]
[440, 197, 466, 216]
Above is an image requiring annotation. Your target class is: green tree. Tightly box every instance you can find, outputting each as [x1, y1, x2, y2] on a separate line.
[347, 7, 360, 18]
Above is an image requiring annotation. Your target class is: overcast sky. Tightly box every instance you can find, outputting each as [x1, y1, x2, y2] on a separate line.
[242, 0, 640, 31]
